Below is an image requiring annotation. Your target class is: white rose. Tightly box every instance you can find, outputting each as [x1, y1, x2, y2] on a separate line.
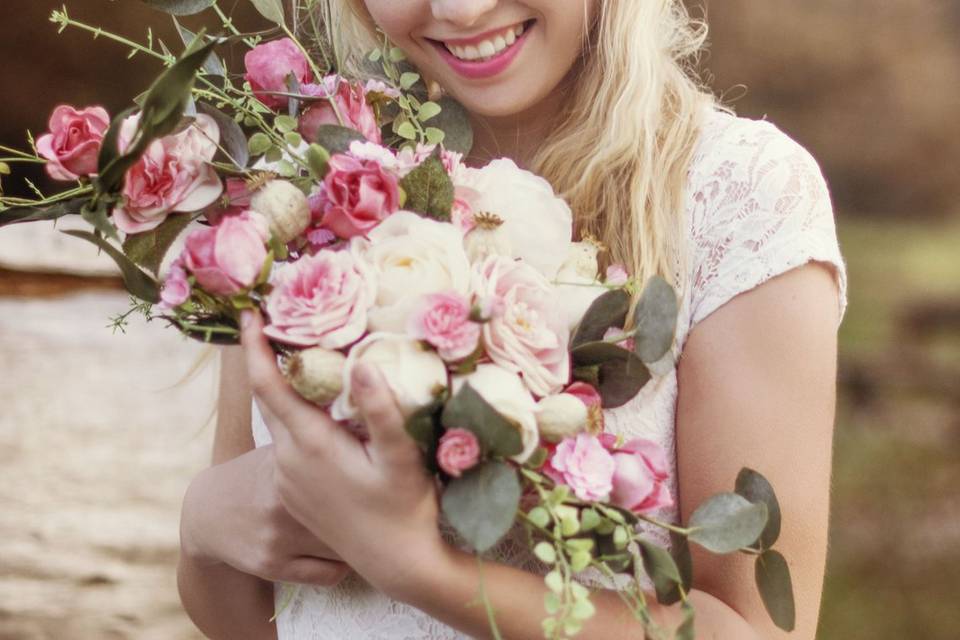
[452, 363, 540, 463]
[331, 332, 448, 422]
[454, 159, 573, 278]
[355, 211, 472, 333]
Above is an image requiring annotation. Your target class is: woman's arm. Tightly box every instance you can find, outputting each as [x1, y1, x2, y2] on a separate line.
[387, 262, 840, 639]
[177, 346, 277, 640]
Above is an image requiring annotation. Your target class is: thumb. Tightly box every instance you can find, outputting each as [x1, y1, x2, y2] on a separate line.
[352, 362, 421, 468]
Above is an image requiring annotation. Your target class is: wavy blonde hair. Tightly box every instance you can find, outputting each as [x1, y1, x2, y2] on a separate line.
[319, 0, 718, 325]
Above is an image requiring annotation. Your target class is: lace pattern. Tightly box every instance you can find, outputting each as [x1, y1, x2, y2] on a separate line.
[249, 107, 848, 638]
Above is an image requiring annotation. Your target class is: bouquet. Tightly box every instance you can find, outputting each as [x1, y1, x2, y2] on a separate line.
[0, 2, 796, 638]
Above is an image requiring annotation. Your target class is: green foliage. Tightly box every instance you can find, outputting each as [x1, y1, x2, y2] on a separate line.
[429, 96, 474, 155]
[140, 0, 215, 15]
[441, 461, 521, 553]
[735, 467, 782, 549]
[0, 198, 85, 227]
[441, 383, 522, 458]
[637, 538, 683, 605]
[310, 125, 366, 154]
[632, 275, 678, 364]
[122, 212, 194, 275]
[248, 0, 284, 25]
[571, 289, 630, 348]
[196, 103, 248, 168]
[687, 492, 768, 554]
[173, 21, 225, 76]
[60, 230, 159, 303]
[571, 341, 651, 408]
[306, 144, 331, 180]
[399, 155, 455, 221]
[755, 550, 796, 631]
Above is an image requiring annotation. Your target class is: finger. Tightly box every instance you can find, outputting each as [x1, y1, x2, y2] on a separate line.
[352, 362, 422, 468]
[279, 557, 351, 587]
[240, 310, 324, 439]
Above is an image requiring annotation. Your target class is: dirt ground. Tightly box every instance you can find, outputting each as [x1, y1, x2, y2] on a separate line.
[0, 281, 214, 639]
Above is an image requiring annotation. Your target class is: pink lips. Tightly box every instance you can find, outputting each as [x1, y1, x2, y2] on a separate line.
[431, 23, 533, 80]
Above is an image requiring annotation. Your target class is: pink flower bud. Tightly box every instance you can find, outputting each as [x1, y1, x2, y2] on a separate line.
[437, 428, 481, 478]
[36, 105, 110, 181]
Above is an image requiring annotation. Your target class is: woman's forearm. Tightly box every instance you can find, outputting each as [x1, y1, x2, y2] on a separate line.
[177, 552, 277, 640]
[396, 544, 761, 640]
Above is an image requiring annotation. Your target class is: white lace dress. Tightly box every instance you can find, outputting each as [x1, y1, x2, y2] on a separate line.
[251, 107, 850, 639]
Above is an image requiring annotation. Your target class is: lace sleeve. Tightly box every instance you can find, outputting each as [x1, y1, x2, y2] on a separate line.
[688, 117, 849, 331]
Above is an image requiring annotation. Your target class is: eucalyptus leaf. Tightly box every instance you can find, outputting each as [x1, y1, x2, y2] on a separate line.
[429, 96, 473, 155]
[755, 550, 796, 631]
[122, 212, 194, 275]
[0, 198, 85, 227]
[399, 155, 454, 221]
[571, 289, 630, 348]
[633, 275, 678, 364]
[140, 0, 215, 15]
[676, 601, 696, 640]
[571, 341, 650, 408]
[174, 21, 225, 76]
[441, 383, 522, 458]
[196, 102, 249, 169]
[404, 402, 443, 474]
[441, 461, 520, 553]
[60, 230, 160, 303]
[248, 0, 285, 25]
[637, 538, 682, 605]
[688, 493, 768, 554]
[310, 125, 366, 154]
[735, 467, 782, 550]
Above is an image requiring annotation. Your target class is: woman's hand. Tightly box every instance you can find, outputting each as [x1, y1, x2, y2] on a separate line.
[180, 442, 351, 586]
[239, 310, 446, 599]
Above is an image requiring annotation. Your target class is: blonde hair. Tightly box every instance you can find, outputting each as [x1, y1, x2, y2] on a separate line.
[319, 0, 718, 326]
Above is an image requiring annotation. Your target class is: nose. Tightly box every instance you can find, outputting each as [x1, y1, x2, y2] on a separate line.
[430, 0, 499, 28]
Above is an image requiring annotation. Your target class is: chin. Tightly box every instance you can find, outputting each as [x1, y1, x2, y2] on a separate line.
[447, 84, 550, 119]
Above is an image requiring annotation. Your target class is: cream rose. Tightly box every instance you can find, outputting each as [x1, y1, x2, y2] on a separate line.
[452, 364, 540, 464]
[454, 159, 573, 278]
[330, 332, 448, 423]
[354, 211, 472, 333]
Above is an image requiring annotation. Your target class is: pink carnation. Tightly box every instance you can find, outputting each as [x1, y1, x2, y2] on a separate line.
[244, 38, 313, 110]
[544, 433, 616, 502]
[314, 154, 400, 239]
[600, 434, 673, 514]
[262, 248, 376, 349]
[436, 428, 481, 478]
[408, 291, 480, 362]
[182, 210, 270, 296]
[36, 105, 110, 181]
[300, 76, 381, 144]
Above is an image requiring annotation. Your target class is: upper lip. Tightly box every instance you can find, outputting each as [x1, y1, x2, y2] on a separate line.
[427, 20, 529, 47]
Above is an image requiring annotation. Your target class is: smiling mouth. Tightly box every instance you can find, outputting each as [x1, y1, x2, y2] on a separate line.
[428, 20, 536, 64]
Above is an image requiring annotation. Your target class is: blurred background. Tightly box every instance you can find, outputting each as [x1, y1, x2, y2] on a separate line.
[0, 1, 957, 638]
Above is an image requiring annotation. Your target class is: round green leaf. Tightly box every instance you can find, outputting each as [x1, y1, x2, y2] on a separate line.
[735, 467, 782, 549]
[197, 102, 248, 168]
[633, 275, 679, 364]
[249, 0, 284, 25]
[534, 542, 556, 564]
[248, 132, 272, 156]
[418, 101, 442, 122]
[441, 382, 522, 458]
[571, 289, 630, 348]
[755, 550, 796, 631]
[428, 97, 473, 155]
[441, 461, 520, 553]
[688, 492, 768, 554]
[141, 0, 215, 15]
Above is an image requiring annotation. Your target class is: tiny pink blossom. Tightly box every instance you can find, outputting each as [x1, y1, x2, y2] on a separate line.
[36, 105, 110, 181]
[437, 428, 481, 478]
[182, 210, 270, 296]
[605, 264, 629, 286]
[315, 153, 400, 239]
[300, 76, 381, 144]
[602, 326, 635, 352]
[408, 291, 481, 362]
[363, 79, 402, 100]
[544, 433, 616, 502]
[158, 260, 191, 310]
[599, 433, 673, 514]
[451, 195, 475, 233]
[262, 248, 376, 349]
[244, 38, 313, 110]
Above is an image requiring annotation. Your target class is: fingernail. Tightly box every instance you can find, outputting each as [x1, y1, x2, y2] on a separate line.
[354, 363, 374, 389]
[240, 310, 253, 329]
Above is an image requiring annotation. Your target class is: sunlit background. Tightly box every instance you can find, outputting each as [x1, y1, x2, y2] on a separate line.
[1, 1, 958, 638]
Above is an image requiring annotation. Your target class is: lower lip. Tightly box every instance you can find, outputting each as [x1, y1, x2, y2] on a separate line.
[432, 24, 533, 80]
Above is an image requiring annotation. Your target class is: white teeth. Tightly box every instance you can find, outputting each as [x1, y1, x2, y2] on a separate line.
[445, 22, 527, 62]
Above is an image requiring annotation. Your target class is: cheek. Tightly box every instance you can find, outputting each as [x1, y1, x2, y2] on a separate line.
[362, 0, 424, 47]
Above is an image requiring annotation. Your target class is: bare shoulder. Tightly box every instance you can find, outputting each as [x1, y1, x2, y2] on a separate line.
[212, 345, 255, 465]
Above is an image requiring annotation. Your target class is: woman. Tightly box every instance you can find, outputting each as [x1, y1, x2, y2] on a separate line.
[178, 0, 848, 638]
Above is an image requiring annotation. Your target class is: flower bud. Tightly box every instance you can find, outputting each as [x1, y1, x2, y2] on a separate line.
[463, 212, 511, 263]
[250, 180, 311, 244]
[282, 347, 346, 406]
[556, 237, 603, 281]
[536, 393, 589, 443]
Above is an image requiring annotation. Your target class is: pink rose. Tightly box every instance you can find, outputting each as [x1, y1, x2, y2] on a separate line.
[112, 113, 223, 234]
[436, 428, 481, 478]
[158, 259, 191, 310]
[600, 434, 673, 514]
[564, 381, 604, 432]
[605, 264, 629, 286]
[408, 291, 481, 362]
[36, 105, 110, 181]
[300, 76, 381, 144]
[182, 210, 270, 296]
[544, 433, 616, 502]
[263, 248, 376, 349]
[470, 255, 570, 397]
[244, 38, 313, 110]
[315, 154, 400, 239]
